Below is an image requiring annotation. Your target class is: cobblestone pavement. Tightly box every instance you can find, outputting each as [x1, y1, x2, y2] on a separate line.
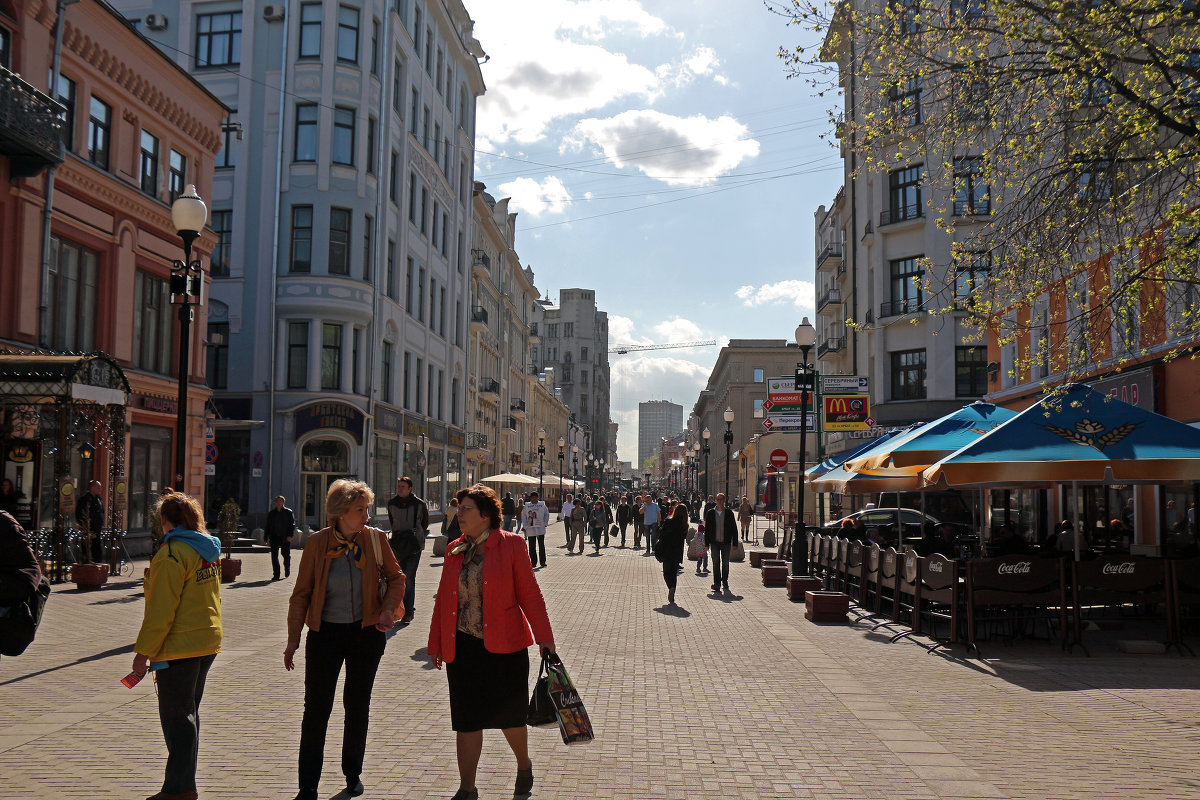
[2, 521, 1199, 800]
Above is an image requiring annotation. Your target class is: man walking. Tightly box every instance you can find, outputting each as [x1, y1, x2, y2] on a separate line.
[560, 493, 577, 552]
[642, 495, 661, 555]
[74, 479, 105, 562]
[387, 476, 428, 625]
[501, 492, 517, 532]
[264, 495, 295, 580]
[704, 493, 739, 594]
[521, 491, 550, 567]
[616, 496, 631, 547]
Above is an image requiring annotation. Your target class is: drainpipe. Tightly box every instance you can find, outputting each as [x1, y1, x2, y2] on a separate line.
[266, 4, 290, 500]
[38, 0, 74, 347]
[849, 19, 859, 377]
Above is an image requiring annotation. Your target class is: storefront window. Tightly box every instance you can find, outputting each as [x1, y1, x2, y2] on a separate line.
[446, 451, 462, 501]
[129, 424, 172, 531]
[206, 430, 249, 524]
[426, 446, 443, 512]
[373, 436, 397, 503]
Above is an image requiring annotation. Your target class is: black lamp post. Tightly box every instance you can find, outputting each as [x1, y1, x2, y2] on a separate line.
[558, 436, 565, 502]
[701, 428, 711, 497]
[170, 185, 207, 491]
[692, 442, 701, 497]
[644, 470, 651, 493]
[792, 316, 817, 577]
[572, 445, 579, 493]
[537, 428, 546, 496]
[722, 407, 734, 500]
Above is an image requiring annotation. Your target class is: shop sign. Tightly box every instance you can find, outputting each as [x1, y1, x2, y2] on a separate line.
[447, 428, 466, 449]
[135, 393, 177, 414]
[375, 406, 404, 434]
[1090, 367, 1156, 412]
[823, 395, 871, 431]
[403, 416, 428, 438]
[294, 402, 365, 444]
[429, 422, 447, 444]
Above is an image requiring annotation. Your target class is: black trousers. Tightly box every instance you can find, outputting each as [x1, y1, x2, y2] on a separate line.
[156, 653, 217, 795]
[398, 552, 420, 616]
[618, 521, 629, 546]
[527, 534, 546, 566]
[298, 622, 386, 792]
[662, 559, 680, 590]
[710, 540, 733, 588]
[269, 539, 291, 578]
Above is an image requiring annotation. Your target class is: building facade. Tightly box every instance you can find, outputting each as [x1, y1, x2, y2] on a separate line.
[1, 0, 226, 546]
[112, 0, 486, 527]
[637, 399, 682, 471]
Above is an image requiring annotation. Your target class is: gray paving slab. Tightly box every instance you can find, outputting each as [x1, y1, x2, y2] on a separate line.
[1, 520, 1198, 800]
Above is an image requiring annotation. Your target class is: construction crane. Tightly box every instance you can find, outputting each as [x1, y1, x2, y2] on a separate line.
[609, 339, 717, 356]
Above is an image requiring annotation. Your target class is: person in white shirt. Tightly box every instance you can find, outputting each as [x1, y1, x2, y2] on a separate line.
[559, 494, 577, 552]
[520, 492, 550, 568]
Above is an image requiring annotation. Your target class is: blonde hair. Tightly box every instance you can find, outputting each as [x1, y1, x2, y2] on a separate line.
[155, 489, 207, 534]
[326, 479, 374, 526]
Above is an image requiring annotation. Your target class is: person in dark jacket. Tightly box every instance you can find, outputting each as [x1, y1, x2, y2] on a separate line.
[658, 503, 689, 604]
[74, 479, 105, 561]
[703, 493, 739, 595]
[501, 492, 517, 532]
[0, 510, 42, 641]
[386, 477, 429, 625]
[265, 495, 296, 580]
[615, 497, 631, 547]
[587, 500, 612, 554]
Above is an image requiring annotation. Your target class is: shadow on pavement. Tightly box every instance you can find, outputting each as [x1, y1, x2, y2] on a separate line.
[409, 647, 437, 670]
[709, 590, 742, 603]
[227, 578, 274, 589]
[0, 643, 133, 687]
[654, 604, 691, 617]
[88, 592, 143, 605]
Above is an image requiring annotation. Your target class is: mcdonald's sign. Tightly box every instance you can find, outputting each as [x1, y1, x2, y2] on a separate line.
[823, 394, 870, 430]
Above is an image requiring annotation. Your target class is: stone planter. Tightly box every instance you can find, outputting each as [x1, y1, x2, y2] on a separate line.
[761, 563, 789, 587]
[787, 575, 824, 602]
[805, 590, 850, 623]
[70, 563, 109, 589]
[220, 558, 243, 582]
[749, 549, 775, 568]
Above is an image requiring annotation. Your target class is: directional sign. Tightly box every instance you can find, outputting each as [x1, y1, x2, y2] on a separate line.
[823, 375, 870, 395]
[762, 414, 817, 432]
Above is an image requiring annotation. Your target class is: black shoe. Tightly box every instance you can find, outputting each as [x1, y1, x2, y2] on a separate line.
[347, 777, 365, 797]
[723, 583, 730, 593]
[285, 567, 290, 577]
[540, 562, 547, 568]
[293, 791, 317, 800]
[400, 612, 414, 625]
[712, 584, 721, 592]
[272, 575, 280, 581]
[450, 790, 479, 800]
[515, 761, 534, 795]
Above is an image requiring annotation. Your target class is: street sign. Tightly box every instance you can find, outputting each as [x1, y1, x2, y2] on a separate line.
[823, 395, 871, 431]
[204, 464, 216, 475]
[765, 377, 816, 413]
[762, 414, 817, 432]
[793, 371, 816, 391]
[205, 443, 218, 464]
[769, 449, 788, 468]
[823, 375, 869, 395]
[252, 450, 264, 469]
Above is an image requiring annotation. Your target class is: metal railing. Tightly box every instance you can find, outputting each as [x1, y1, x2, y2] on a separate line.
[470, 306, 488, 325]
[817, 242, 843, 268]
[817, 337, 845, 358]
[510, 398, 526, 413]
[0, 66, 65, 175]
[880, 297, 924, 317]
[817, 287, 841, 311]
[879, 203, 923, 226]
[466, 432, 489, 449]
[479, 377, 500, 395]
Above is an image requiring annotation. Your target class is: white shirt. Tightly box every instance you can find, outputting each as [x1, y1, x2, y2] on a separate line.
[559, 500, 575, 522]
[521, 501, 549, 538]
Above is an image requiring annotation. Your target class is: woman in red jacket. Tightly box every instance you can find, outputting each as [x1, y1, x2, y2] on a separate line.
[428, 483, 555, 800]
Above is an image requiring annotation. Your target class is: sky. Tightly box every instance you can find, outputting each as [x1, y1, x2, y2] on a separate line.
[468, 0, 842, 465]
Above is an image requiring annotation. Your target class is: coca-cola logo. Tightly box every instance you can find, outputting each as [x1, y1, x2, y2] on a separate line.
[928, 561, 944, 573]
[1102, 561, 1136, 575]
[997, 561, 1032, 575]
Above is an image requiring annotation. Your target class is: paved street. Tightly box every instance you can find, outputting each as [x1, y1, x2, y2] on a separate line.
[3, 520, 1199, 800]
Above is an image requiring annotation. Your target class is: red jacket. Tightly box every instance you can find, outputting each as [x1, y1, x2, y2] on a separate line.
[427, 529, 553, 663]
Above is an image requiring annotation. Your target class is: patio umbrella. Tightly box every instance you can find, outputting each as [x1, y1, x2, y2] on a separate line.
[846, 401, 1017, 471]
[804, 430, 901, 480]
[478, 472, 540, 485]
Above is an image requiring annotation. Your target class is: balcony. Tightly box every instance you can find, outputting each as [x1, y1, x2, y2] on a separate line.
[880, 297, 924, 318]
[817, 287, 841, 313]
[466, 432, 489, 455]
[471, 250, 491, 281]
[509, 398, 527, 419]
[470, 306, 488, 333]
[817, 336, 845, 359]
[528, 322, 539, 342]
[879, 203, 924, 227]
[477, 377, 501, 404]
[816, 242, 843, 272]
[504, 416, 518, 432]
[0, 66, 65, 179]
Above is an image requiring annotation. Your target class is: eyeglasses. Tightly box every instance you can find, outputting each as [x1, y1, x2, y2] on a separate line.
[459, 503, 478, 514]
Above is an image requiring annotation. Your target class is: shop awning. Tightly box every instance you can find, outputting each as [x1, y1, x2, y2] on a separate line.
[0, 351, 130, 406]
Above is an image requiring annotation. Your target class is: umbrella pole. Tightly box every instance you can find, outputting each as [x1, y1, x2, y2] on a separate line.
[1072, 480, 1082, 562]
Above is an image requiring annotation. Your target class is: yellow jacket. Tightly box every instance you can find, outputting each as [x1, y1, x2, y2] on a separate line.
[134, 538, 222, 661]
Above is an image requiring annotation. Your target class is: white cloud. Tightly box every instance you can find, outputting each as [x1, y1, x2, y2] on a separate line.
[662, 46, 730, 87]
[608, 314, 654, 348]
[497, 176, 573, 217]
[652, 317, 705, 342]
[570, 110, 760, 186]
[735, 280, 815, 311]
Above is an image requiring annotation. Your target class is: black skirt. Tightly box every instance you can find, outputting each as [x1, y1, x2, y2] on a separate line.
[446, 629, 530, 731]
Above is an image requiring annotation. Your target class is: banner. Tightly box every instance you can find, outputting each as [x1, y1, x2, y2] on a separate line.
[823, 395, 870, 431]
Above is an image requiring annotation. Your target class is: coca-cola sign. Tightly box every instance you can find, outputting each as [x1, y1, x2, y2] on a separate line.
[1102, 561, 1136, 575]
[928, 560, 944, 573]
[997, 561, 1032, 575]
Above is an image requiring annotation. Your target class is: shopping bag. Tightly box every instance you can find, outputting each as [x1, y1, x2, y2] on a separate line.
[729, 539, 746, 562]
[526, 654, 557, 727]
[543, 652, 594, 745]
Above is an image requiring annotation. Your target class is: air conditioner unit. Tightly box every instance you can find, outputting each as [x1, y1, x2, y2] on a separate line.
[263, 4, 285, 21]
[145, 13, 168, 31]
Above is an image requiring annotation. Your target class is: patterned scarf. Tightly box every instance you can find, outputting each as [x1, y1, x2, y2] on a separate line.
[326, 527, 366, 569]
[449, 528, 490, 562]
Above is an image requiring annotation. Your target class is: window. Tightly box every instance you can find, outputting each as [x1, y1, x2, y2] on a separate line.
[287, 322, 309, 389]
[210, 210, 232, 277]
[0, 26, 9, 69]
[436, 47, 444, 94]
[352, 327, 361, 392]
[890, 349, 927, 400]
[408, 171, 417, 223]
[371, 19, 381, 75]
[1082, 76, 1110, 107]
[406, 257, 415, 313]
[427, 364, 434, 416]
[418, 266, 426, 321]
[393, 59, 404, 113]
[1111, 247, 1140, 355]
[564, 322, 574, 337]
[169, 149, 187, 201]
[953, 251, 990, 300]
[455, 300, 462, 346]
[452, 377, 459, 425]
[382, 341, 394, 403]
[386, 240, 397, 300]
[87, 96, 110, 169]
[410, 88, 419, 135]
[441, 211, 448, 256]
[954, 346, 986, 397]
[562, 364, 572, 382]
[133, 271, 172, 374]
[47, 236, 98, 352]
[290, 206, 313, 272]
[55, 74, 75, 150]
[337, 5, 359, 63]
[1065, 272, 1091, 362]
[547, 324, 558, 338]
[433, 122, 441, 164]
[888, 256, 924, 315]
[581, 369, 589, 385]
[195, 11, 242, 67]
[1078, 158, 1112, 200]
[412, 6, 422, 52]
[299, 4, 321, 57]
[953, 157, 989, 216]
[889, 76, 921, 126]
[332, 107, 355, 165]
[217, 114, 237, 168]
[440, 287, 446, 337]
[1031, 297, 1050, 380]
[321, 323, 342, 390]
[754, 398, 765, 418]
[389, 150, 399, 202]
[207, 322, 229, 390]
[753, 368, 765, 382]
[362, 215, 373, 282]
[294, 104, 318, 162]
[457, 231, 464, 273]
[416, 356, 424, 413]
[953, 66, 990, 122]
[403, 351, 411, 409]
[887, 165, 923, 222]
[890, 0, 920, 34]
[329, 207, 351, 274]
[429, 277, 437, 330]
[581, 347, 589, 360]
[420, 187, 428, 235]
[366, 117, 377, 174]
[580, 394, 588, 413]
[432, 201, 440, 247]
[950, 0, 986, 23]
[423, 105, 431, 151]
[139, 130, 159, 195]
[424, 27, 433, 74]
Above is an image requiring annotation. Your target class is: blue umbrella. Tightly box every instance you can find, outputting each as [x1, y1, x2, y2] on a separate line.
[804, 430, 902, 480]
[847, 402, 1018, 471]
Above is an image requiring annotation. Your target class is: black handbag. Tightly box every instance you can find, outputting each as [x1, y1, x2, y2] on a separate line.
[527, 652, 557, 727]
[0, 575, 50, 657]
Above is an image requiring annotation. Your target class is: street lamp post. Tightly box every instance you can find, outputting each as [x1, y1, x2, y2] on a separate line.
[537, 429, 546, 496]
[644, 470, 651, 493]
[792, 317, 817, 577]
[692, 442, 701, 498]
[701, 428, 711, 497]
[169, 185, 208, 491]
[572, 445, 579, 493]
[722, 407, 734, 500]
[558, 436, 565, 504]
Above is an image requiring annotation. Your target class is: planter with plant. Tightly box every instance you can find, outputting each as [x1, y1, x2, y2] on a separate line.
[217, 498, 242, 582]
[70, 512, 109, 589]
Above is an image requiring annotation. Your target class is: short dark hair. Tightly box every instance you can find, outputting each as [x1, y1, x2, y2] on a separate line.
[398, 476, 414, 488]
[456, 484, 502, 530]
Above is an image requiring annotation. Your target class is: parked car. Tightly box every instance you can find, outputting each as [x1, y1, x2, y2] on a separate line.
[823, 508, 941, 531]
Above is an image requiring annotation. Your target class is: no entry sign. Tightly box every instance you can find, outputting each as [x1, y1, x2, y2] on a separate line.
[770, 449, 788, 468]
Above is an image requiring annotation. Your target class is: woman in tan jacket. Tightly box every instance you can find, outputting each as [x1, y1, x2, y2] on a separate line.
[284, 479, 405, 800]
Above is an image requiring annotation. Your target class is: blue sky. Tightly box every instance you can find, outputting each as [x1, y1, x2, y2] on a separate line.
[469, 0, 841, 462]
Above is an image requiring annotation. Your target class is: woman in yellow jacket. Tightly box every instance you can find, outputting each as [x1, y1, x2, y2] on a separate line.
[132, 489, 223, 800]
